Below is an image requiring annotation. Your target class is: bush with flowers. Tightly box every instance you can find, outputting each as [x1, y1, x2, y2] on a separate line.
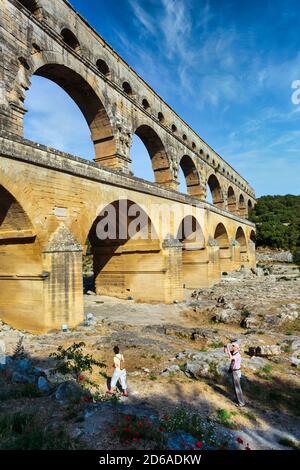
[112, 408, 246, 450]
[50, 342, 106, 400]
[113, 415, 166, 449]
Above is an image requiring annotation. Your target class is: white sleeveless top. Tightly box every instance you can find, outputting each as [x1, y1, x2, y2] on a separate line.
[113, 353, 124, 370]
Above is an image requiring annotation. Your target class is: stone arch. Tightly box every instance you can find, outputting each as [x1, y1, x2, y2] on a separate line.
[26, 61, 116, 165]
[177, 215, 208, 289]
[142, 98, 150, 110]
[133, 124, 173, 187]
[248, 199, 253, 216]
[238, 193, 246, 218]
[207, 174, 225, 208]
[158, 112, 165, 123]
[85, 199, 167, 302]
[227, 186, 237, 213]
[177, 215, 205, 246]
[179, 155, 203, 199]
[214, 222, 232, 274]
[0, 185, 34, 235]
[236, 226, 247, 253]
[18, 0, 44, 19]
[214, 222, 229, 248]
[250, 229, 256, 244]
[122, 81, 133, 96]
[61, 28, 81, 53]
[96, 58, 110, 77]
[0, 183, 43, 331]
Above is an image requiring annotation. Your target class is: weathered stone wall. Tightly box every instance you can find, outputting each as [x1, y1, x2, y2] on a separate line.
[0, 0, 256, 214]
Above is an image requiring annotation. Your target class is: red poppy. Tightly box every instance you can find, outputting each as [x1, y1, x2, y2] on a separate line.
[159, 427, 164, 432]
[195, 441, 203, 448]
[82, 396, 89, 402]
[134, 431, 140, 437]
[181, 442, 186, 448]
[163, 415, 169, 421]
[124, 427, 130, 433]
[138, 421, 143, 428]
[132, 437, 138, 442]
[79, 375, 84, 381]
[236, 437, 244, 445]
[125, 416, 131, 421]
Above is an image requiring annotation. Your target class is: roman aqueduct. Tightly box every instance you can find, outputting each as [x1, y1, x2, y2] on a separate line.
[0, 0, 256, 332]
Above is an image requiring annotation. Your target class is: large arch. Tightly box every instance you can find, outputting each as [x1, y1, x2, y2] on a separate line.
[177, 215, 205, 246]
[236, 226, 247, 251]
[179, 155, 203, 199]
[85, 199, 167, 302]
[177, 215, 208, 289]
[227, 186, 237, 213]
[235, 226, 248, 264]
[214, 222, 232, 274]
[250, 229, 256, 244]
[0, 185, 33, 234]
[214, 222, 229, 248]
[28, 63, 116, 165]
[133, 125, 173, 187]
[207, 174, 225, 208]
[0, 184, 43, 331]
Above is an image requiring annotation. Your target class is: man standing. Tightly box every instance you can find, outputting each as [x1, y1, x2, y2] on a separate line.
[224, 342, 246, 407]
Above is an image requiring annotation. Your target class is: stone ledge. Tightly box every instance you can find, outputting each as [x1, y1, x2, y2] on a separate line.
[0, 133, 256, 228]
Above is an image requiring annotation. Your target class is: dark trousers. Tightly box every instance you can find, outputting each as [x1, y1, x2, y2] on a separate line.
[231, 370, 245, 406]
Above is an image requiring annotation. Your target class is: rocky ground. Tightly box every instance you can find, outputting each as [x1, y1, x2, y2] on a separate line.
[0, 259, 300, 450]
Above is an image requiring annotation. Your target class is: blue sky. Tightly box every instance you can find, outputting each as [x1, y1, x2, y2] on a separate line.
[24, 0, 300, 197]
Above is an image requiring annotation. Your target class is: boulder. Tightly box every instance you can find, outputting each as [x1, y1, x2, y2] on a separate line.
[55, 380, 83, 404]
[14, 358, 31, 373]
[185, 350, 228, 379]
[248, 345, 281, 357]
[213, 308, 240, 324]
[11, 371, 35, 384]
[160, 365, 181, 377]
[185, 349, 268, 379]
[37, 376, 53, 394]
[290, 357, 300, 368]
[290, 339, 300, 352]
[186, 360, 211, 378]
[241, 315, 259, 329]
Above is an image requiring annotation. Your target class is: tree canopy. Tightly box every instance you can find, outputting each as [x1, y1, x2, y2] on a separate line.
[249, 195, 300, 257]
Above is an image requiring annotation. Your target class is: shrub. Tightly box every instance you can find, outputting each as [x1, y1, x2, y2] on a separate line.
[216, 408, 238, 429]
[49, 342, 106, 387]
[0, 412, 77, 450]
[114, 415, 165, 449]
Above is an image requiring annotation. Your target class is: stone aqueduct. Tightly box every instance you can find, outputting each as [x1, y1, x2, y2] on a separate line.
[0, 0, 256, 333]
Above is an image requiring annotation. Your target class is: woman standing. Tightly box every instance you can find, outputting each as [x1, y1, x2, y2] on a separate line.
[107, 345, 128, 397]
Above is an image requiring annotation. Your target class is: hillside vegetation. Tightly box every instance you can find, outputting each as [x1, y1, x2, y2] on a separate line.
[249, 195, 300, 263]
